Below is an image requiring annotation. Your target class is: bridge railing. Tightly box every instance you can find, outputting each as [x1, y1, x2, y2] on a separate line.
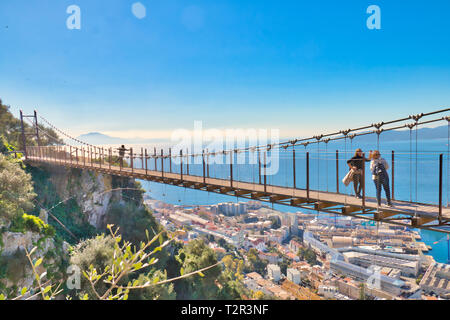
[27, 141, 448, 218]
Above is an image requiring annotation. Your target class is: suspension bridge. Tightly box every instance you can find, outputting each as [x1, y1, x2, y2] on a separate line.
[12, 108, 450, 234]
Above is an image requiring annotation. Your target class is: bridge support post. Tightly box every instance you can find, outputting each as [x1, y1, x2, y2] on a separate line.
[141, 148, 144, 170]
[186, 149, 189, 175]
[306, 152, 310, 200]
[180, 150, 183, 182]
[293, 148, 296, 189]
[206, 149, 210, 178]
[336, 150, 339, 193]
[130, 148, 134, 174]
[161, 149, 164, 178]
[439, 153, 443, 223]
[145, 149, 148, 175]
[99, 147, 102, 168]
[19, 110, 27, 160]
[202, 150, 206, 183]
[109, 148, 111, 170]
[258, 149, 262, 185]
[391, 150, 395, 200]
[230, 151, 233, 188]
[154, 147, 157, 171]
[33, 111, 42, 159]
[362, 152, 366, 211]
[264, 151, 267, 193]
[169, 148, 172, 173]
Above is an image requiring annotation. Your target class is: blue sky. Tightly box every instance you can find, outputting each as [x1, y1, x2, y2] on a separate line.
[0, 0, 449, 139]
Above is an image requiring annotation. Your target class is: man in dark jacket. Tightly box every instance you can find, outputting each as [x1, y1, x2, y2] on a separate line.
[347, 148, 370, 199]
[118, 145, 126, 167]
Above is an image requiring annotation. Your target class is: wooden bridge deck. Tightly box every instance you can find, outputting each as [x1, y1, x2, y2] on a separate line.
[27, 155, 450, 233]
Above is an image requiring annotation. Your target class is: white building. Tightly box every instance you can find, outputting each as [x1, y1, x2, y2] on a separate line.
[287, 268, 301, 285]
[318, 285, 338, 299]
[267, 264, 281, 282]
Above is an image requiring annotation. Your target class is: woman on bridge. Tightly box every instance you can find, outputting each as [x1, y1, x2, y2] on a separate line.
[347, 148, 370, 199]
[369, 150, 393, 207]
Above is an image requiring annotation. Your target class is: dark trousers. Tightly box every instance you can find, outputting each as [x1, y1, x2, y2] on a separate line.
[353, 173, 362, 196]
[373, 174, 391, 205]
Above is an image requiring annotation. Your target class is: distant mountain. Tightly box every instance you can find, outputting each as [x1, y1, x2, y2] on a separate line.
[77, 132, 126, 145]
[76, 132, 170, 146]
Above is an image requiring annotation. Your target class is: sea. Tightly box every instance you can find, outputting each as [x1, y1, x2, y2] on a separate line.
[132, 138, 449, 263]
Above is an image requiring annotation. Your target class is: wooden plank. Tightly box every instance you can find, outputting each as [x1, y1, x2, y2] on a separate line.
[251, 192, 266, 199]
[374, 211, 400, 221]
[412, 216, 437, 227]
[314, 201, 336, 211]
[342, 205, 361, 215]
[290, 198, 310, 206]
[270, 195, 291, 202]
[235, 190, 252, 197]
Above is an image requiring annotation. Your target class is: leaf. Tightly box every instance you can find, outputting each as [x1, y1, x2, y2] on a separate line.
[180, 268, 185, 276]
[152, 247, 162, 254]
[40, 272, 47, 280]
[34, 258, 43, 267]
[21, 287, 27, 296]
[153, 277, 159, 284]
[29, 247, 37, 256]
[159, 233, 163, 246]
[133, 262, 143, 271]
[43, 285, 52, 294]
[0, 294, 5, 300]
[198, 271, 205, 277]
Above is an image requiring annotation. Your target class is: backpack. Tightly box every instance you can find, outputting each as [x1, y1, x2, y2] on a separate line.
[373, 161, 387, 178]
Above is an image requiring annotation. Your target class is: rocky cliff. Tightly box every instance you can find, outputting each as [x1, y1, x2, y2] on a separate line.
[1, 162, 150, 298]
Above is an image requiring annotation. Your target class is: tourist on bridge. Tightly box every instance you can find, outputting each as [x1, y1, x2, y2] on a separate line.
[118, 145, 127, 167]
[346, 148, 370, 199]
[369, 150, 393, 207]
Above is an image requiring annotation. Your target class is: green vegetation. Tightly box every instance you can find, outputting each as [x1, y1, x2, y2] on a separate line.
[174, 239, 222, 299]
[0, 154, 36, 221]
[9, 213, 55, 237]
[218, 254, 249, 299]
[27, 165, 97, 242]
[244, 248, 268, 276]
[0, 99, 62, 149]
[104, 202, 161, 246]
[298, 247, 318, 265]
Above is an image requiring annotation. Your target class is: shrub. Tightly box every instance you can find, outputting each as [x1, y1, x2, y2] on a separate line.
[0, 154, 36, 220]
[9, 213, 55, 237]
